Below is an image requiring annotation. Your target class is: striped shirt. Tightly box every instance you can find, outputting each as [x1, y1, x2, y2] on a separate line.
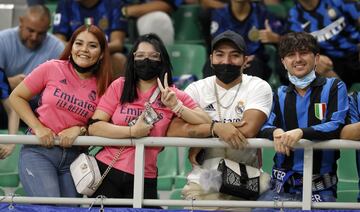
[259, 76, 349, 175]
[288, 0, 360, 58]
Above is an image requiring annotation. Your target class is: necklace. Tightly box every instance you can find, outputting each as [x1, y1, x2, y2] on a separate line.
[214, 80, 241, 122]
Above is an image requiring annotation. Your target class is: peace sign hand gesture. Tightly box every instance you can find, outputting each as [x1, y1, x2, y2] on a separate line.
[157, 73, 178, 110]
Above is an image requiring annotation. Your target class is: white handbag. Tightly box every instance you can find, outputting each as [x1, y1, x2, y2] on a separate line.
[70, 153, 102, 196]
[70, 147, 124, 196]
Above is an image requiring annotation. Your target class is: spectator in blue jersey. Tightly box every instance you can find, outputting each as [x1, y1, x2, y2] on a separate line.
[53, 0, 127, 77]
[198, 0, 228, 52]
[287, 0, 360, 88]
[341, 91, 360, 202]
[0, 5, 64, 153]
[203, 0, 285, 81]
[120, 0, 182, 45]
[254, 32, 349, 210]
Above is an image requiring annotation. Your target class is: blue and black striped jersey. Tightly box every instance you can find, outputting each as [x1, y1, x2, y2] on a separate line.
[288, 0, 360, 58]
[259, 76, 349, 175]
[211, 2, 285, 56]
[123, 0, 183, 10]
[53, 0, 128, 40]
[348, 91, 360, 124]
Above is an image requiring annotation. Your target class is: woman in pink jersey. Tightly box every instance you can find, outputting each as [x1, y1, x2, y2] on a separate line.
[88, 33, 211, 203]
[9, 25, 112, 198]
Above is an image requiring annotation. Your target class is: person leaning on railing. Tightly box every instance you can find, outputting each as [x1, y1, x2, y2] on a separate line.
[8, 24, 112, 198]
[341, 91, 360, 202]
[254, 32, 349, 211]
[87, 33, 211, 207]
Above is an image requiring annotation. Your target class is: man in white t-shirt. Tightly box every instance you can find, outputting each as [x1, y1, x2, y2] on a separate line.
[167, 30, 273, 207]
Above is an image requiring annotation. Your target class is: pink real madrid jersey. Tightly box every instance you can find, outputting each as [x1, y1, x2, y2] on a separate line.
[23, 59, 99, 134]
[95, 77, 198, 178]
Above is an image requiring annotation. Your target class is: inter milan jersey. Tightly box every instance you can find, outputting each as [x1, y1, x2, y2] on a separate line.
[259, 77, 349, 175]
[123, 0, 183, 10]
[211, 2, 285, 56]
[53, 0, 127, 40]
[288, 0, 360, 58]
[348, 92, 360, 125]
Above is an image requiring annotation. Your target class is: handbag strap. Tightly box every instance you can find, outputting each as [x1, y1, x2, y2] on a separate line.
[239, 163, 249, 180]
[92, 146, 125, 189]
[149, 87, 160, 104]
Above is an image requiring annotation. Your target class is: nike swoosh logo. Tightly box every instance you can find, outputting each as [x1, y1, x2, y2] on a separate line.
[301, 21, 310, 29]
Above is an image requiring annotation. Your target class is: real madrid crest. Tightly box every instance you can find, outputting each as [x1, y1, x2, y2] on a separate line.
[248, 26, 259, 42]
[327, 7, 337, 19]
[235, 100, 245, 117]
[98, 16, 109, 31]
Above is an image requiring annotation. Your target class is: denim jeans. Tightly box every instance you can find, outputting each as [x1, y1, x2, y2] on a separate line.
[252, 186, 336, 212]
[19, 144, 81, 197]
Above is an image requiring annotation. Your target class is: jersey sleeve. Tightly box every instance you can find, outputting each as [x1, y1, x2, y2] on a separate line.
[96, 78, 122, 116]
[245, 80, 273, 118]
[184, 81, 201, 104]
[23, 61, 51, 95]
[348, 91, 360, 124]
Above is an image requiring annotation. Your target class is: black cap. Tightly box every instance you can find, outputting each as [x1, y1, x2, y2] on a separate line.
[211, 30, 247, 53]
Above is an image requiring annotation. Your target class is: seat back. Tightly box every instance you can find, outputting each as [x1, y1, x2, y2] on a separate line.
[166, 43, 207, 80]
[172, 4, 204, 44]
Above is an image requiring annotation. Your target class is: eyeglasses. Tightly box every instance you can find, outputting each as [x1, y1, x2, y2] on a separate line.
[133, 51, 161, 61]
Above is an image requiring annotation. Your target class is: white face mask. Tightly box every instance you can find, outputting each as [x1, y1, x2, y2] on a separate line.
[287, 70, 316, 89]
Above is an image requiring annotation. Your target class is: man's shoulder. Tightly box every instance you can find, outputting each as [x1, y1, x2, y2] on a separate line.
[242, 74, 271, 91]
[0, 27, 17, 40]
[41, 33, 64, 50]
[187, 76, 215, 89]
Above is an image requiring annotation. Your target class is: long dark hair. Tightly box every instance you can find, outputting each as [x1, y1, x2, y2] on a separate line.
[120, 33, 173, 104]
[59, 25, 112, 96]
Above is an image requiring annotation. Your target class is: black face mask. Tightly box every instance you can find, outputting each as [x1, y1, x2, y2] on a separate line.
[134, 58, 162, 80]
[213, 64, 241, 84]
[70, 56, 100, 74]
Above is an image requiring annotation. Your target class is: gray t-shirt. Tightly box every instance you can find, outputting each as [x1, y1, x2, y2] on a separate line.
[0, 27, 64, 77]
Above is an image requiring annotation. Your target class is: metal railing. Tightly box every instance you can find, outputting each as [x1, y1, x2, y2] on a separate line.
[1, 135, 360, 210]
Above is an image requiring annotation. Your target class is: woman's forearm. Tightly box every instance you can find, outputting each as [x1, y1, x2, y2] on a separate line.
[178, 107, 211, 125]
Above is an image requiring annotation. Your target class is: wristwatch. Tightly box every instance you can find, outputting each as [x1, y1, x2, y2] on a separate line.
[79, 126, 87, 136]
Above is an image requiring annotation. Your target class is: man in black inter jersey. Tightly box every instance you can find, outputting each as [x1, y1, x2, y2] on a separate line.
[253, 32, 349, 210]
[287, 0, 360, 88]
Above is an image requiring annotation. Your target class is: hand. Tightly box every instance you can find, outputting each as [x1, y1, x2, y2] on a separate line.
[259, 19, 280, 43]
[273, 128, 303, 156]
[157, 73, 178, 109]
[33, 126, 56, 148]
[213, 123, 248, 149]
[188, 147, 203, 165]
[243, 55, 255, 69]
[58, 126, 82, 148]
[316, 55, 334, 76]
[131, 112, 153, 138]
[8, 74, 26, 90]
[0, 144, 15, 159]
